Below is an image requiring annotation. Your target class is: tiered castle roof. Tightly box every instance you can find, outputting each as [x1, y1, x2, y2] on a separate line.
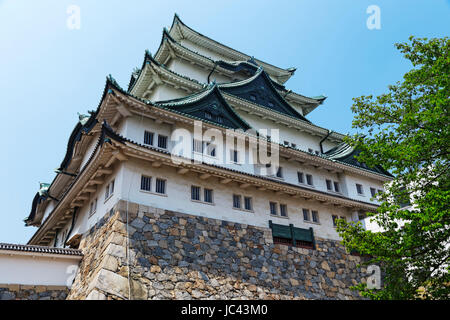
[25, 14, 392, 243]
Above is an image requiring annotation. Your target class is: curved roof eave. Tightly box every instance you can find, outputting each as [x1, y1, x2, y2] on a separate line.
[168, 13, 295, 84]
[25, 75, 127, 227]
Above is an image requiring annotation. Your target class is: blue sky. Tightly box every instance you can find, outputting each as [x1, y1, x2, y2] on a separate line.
[0, 0, 448, 244]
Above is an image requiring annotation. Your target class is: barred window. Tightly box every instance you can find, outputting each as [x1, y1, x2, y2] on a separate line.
[193, 139, 203, 153]
[244, 197, 252, 211]
[141, 175, 152, 192]
[89, 198, 97, 217]
[332, 215, 338, 227]
[356, 184, 364, 195]
[334, 181, 340, 193]
[144, 131, 154, 146]
[233, 194, 241, 209]
[105, 179, 115, 200]
[306, 174, 313, 186]
[280, 204, 288, 217]
[303, 208, 310, 221]
[230, 149, 239, 163]
[155, 178, 166, 194]
[276, 167, 283, 178]
[191, 186, 200, 201]
[297, 172, 304, 184]
[269, 202, 277, 215]
[206, 142, 216, 157]
[312, 210, 319, 223]
[158, 135, 168, 149]
[204, 188, 213, 203]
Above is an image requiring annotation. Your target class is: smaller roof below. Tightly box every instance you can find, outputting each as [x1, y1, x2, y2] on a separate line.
[219, 68, 311, 123]
[324, 143, 393, 177]
[0, 243, 83, 256]
[155, 83, 251, 130]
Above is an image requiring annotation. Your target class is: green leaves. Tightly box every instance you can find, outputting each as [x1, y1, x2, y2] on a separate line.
[339, 37, 450, 300]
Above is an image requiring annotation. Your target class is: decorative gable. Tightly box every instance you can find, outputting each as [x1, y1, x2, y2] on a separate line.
[220, 69, 310, 122]
[155, 84, 251, 130]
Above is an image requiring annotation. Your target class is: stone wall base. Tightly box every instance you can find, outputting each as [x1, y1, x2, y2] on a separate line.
[68, 200, 370, 300]
[0, 284, 69, 300]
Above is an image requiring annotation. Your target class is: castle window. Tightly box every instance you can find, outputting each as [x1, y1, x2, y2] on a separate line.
[303, 209, 310, 221]
[155, 178, 166, 194]
[312, 210, 319, 223]
[276, 167, 283, 178]
[216, 115, 223, 123]
[191, 186, 201, 201]
[244, 197, 252, 211]
[326, 179, 333, 191]
[269, 202, 278, 215]
[233, 194, 241, 209]
[230, 149, 239, 163]
[370, 187, 376, 197]
[332, 215, 338, 227]
[105, 179, 115, 201]
[205, 112, 212, 120]
[140, 175, 152, 192]
[356, 183, 364, 195]
[297, 172, 304, 184]
[193, 139, 203, 153]
[158, 135, 168, 149]
[89, 198, 97, 217]
[334, 181, 340, 193]
[280, 204, 288, 217]
[306, 174, 313, 186]
[204, 188, 213, 203]
[144, 131, 154, 146]
[206, 142, 216, 157]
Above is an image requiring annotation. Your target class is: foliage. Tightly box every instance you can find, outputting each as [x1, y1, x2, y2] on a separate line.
[337, 36, 450, 299]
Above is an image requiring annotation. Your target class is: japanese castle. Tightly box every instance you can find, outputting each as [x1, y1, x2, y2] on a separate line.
[0, 14, 392, 300]
[25, 14, 391, 249]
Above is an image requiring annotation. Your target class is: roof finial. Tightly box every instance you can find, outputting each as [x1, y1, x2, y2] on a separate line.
[78, 112, 90, 125]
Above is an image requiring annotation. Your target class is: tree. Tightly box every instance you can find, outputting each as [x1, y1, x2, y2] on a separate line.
[337, 36, 450, 300]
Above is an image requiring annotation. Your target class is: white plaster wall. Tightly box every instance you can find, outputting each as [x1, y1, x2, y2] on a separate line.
[68, 163, 124, 239]
[236, 112, 336, 154]
[118, 116, 385, 201]
[0, 253, 80, 286]
[342, 172, 385, 205]
[120, 159, 351, 240]
[179, 39, 231, 63]
[167, 58, 233, 84]
[148, 84, 187, 102]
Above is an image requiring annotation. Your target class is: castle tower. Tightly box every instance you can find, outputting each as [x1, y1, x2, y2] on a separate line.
[21, 15, 390, 300]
